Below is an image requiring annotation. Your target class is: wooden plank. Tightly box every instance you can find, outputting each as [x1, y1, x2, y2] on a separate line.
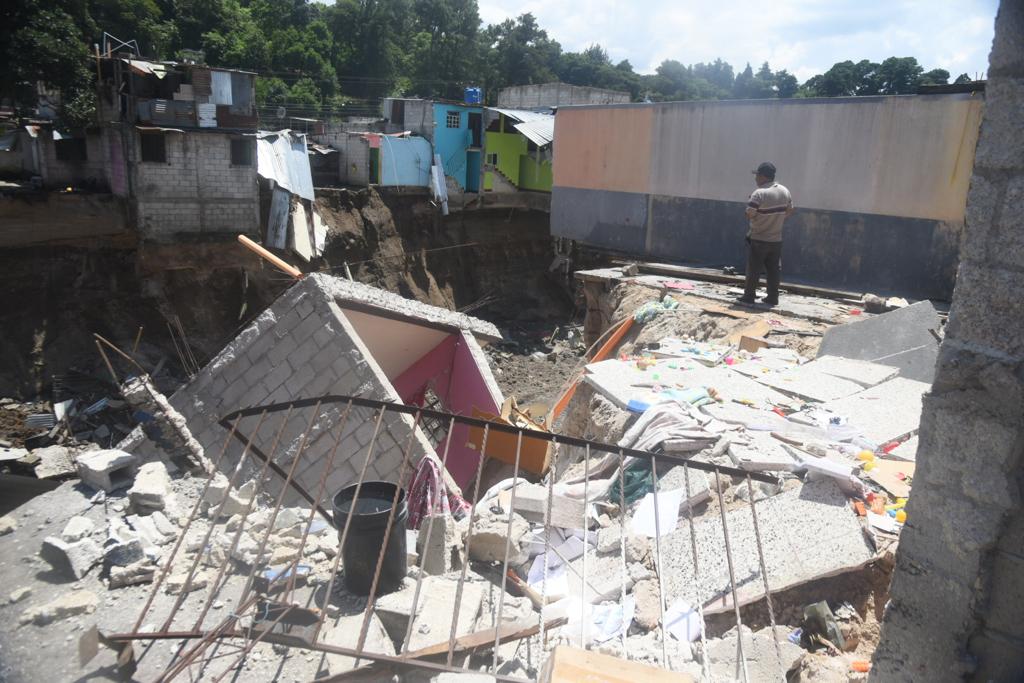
[540, 645, 692, 683]
[727, 319, 772, 346]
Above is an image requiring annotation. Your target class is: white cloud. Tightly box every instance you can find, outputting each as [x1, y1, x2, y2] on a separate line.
[477, 0, 999, 81]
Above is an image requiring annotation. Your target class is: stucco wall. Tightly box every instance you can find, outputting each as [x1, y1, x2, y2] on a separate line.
[496, 83, 630, 109]
[432, 103, 480, 190]
[554, 95, 982, 222]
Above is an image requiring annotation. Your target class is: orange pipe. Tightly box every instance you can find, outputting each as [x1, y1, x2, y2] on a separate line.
[237, 234, 303, 279]
[549, 317, 635, 421]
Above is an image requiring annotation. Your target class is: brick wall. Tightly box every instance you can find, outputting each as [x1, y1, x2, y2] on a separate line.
[871, 3, 1024, 680]
[39, 128, 108, 189]
[312, 130, 370, 186]
[151, 275, 434, 504]
[131, 130, 258, 239]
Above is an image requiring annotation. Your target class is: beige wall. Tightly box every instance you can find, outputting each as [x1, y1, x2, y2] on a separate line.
[554, 94, 983, 222]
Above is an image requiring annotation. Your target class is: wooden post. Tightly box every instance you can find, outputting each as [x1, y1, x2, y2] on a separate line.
[237, 235, 303, 279]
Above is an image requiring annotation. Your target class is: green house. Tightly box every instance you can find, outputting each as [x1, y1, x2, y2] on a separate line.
[483, 109, 554, 193]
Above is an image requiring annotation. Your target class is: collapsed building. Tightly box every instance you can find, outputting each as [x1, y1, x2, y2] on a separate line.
[1, 3, 1022, 682]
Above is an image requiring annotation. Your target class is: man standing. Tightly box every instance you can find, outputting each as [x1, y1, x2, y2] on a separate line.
[737, 162, 793, 306]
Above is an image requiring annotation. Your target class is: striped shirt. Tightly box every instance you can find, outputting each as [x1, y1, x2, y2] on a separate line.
[747, 182, 793, 242]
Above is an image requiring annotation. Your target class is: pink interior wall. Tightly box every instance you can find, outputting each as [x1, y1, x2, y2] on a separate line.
[392, 333, 501, 489]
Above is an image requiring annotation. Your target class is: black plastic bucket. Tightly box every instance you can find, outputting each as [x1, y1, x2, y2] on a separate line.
[332, 481, 408, 596]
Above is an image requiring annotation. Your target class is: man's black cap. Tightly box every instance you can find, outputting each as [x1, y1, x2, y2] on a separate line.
[752, 162, 776, 179]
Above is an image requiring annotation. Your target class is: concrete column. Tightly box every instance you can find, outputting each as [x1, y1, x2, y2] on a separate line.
[871, 3, 1024, 681]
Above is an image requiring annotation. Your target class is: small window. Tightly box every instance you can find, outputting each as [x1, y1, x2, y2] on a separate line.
[55, 138, 87, 162]
[230, 138, 252, 166]
[140, 132, 167, 163]
[445, 110, 461, 128]
[486, 153, 498, 165]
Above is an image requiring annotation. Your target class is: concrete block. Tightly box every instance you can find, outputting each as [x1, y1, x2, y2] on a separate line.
[968, 627, 1024, 683]
[960, 174, 1001, 263]
[128, 461, 175, 514]
[416, 512, 458, 575]
[987, 2, 1024, 74]
[981, 550, 1024, 637]
[706, 625, 804, 681]
[0, 515, 16, 535]
[40, 536, 102, 579]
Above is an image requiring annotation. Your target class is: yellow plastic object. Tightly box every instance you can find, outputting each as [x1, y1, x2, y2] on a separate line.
[863, 462, 876, 472]
[857, 450, 875, 462]
[895, 509, 907, 523]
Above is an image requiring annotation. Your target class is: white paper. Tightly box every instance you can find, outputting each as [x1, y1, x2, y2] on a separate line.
[665, 600, 703, 642]
[591, 598, 635, 644]
[867, 511, 898, 533]
[630, 488, 684, 538]
[527, 554, 568, 598]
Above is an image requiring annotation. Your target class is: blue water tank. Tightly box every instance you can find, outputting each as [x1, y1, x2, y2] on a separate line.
[464, 87, 482, 104]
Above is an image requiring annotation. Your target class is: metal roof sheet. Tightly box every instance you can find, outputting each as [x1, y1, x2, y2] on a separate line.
[487, 107, 551, 123]
[512, 116, 555, 147]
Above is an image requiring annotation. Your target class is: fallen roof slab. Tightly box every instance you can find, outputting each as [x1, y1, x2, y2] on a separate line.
[822, 377, 930, 445]
[659, 479, 876, 613]
[816, 300, 941, 383]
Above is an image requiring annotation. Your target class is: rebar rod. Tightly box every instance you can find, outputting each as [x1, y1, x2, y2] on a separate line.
[714, 468, 749, 683]
[492, 429, 524, 673]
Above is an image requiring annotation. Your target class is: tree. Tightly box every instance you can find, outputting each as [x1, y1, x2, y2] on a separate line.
[875, 56, 923, 94]
[0, 0, 96, 126]
[775, 69, 798, 98]
[920, 68, 950, 86]
[692, 59, 734, 97]
[481, 13, 561, 94]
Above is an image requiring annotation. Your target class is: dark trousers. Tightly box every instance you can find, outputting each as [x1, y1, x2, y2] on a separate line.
[743, 239, 782, 302]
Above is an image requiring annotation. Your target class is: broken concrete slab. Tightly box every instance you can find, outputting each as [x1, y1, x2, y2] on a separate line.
[0, 515, 17, 535]
[18, 590, 98, 626]
[817, 300, 941, 383]
[40, 536, 103, 579]
[583, 358, 797, 414]
[374, 575, 485, 652]
[823, 377, 930, 445]
[60, 516, 95, 543]
[9, 587, 31, 604]
[727, 431, 801, 472]
[805, 355, 900, 388]
[32, 445, 78, 479]
[165, 570, 210, 595]
[752, 362, 866, 403]
[322, 611, 395, 675]
[75, 449, 138, 492]
[128, 461, 176, 514]
[660, 479, 875, 613]
[121, 374, 208, 472]
[505, 483, 587, 529]
[705, 625, 804, 681]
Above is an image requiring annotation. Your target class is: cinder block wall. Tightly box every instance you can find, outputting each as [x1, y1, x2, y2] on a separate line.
[871, 3, 1024, 680]
[132, 131, 258, 239]
[39, 129, 108, 189]
[161, 276, 435, 504]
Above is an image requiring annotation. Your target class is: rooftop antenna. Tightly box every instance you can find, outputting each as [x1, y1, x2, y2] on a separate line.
[102, 31, 140, 58]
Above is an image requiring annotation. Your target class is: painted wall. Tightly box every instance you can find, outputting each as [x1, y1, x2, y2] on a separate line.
[519, 155, 552, 192]
[551, 94, 984, 298]
[432, 103, 481, 190]
[497, 83, 630, 109]
[485, 130, 526, 185]
[379, 136, 433, 187]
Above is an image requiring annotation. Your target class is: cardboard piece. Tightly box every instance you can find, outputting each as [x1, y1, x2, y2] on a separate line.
[867, 459, 915, 498]
[540, 645, 693, 683]
[727, 319, 772, 346]
[468, 397, 551, 475]
[739, 335, 770, 353]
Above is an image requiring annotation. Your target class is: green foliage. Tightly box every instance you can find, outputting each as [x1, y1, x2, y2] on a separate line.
[1, 0, 965, 122]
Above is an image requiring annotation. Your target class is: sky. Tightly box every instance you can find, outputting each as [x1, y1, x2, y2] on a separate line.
[476, 0, 999, 82]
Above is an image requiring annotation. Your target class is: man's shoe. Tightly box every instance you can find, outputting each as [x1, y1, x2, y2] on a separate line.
[761, 298, 779, 307]
[735, 296, 757, 305]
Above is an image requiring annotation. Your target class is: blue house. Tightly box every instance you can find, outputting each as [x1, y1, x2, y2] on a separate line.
[431, 103, 482, 192]
[383, 98, 483, 192]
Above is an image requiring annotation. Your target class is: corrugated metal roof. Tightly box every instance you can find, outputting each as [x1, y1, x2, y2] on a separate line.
[487, 107, 551, 123]
[513, 117, 555, 147]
